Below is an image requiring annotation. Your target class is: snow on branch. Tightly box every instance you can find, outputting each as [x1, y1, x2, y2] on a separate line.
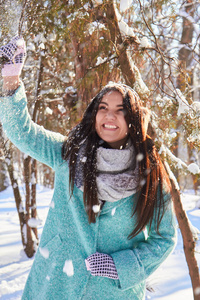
[130, 58, 150, 96]
[120, 0, 133, 12]
[176, 89, 190, 116]
[187, 163, 200, 175]
[92, 0, 103, 6]
[164, 160, 180, 191]
[160, 144, 200, 176]
[114, 3, 137, 38]
[188, 219, 200, 242]
[160, 144, 187, 169]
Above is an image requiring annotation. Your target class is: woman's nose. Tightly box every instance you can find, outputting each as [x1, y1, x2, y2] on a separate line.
[105, 110, 116, 119]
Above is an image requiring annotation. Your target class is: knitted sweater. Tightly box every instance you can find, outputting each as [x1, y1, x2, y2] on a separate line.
[0, 83, 177, 300]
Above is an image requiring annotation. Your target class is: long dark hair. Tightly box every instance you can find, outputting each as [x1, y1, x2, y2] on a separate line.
[62, 83, 171, 238]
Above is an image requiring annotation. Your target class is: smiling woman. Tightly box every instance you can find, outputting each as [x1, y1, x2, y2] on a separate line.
[95, 91, 129, 149]
[0, 36, 177, 300]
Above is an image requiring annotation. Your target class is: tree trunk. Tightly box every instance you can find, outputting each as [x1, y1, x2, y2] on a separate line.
[169, 176, 200, 300]
[0, 158, 8, 191]
[105, 1, 148, 101]
[24, 155, 36, 258]
[0, 125, 8, 191]
[70, 31, 93, 116]
[0, 127, 37, 257]
[174, 0, 195, 179]
[31, 158, 38, 240]
[21, 51, 45, 257]
[0, 137, 26, 247]
[106, 2, 136, 87]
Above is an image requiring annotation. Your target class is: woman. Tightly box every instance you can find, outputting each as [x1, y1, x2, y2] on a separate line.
[0, 36, 176, 300]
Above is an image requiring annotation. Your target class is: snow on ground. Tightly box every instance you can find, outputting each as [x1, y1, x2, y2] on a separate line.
[0, 186, 200, 300]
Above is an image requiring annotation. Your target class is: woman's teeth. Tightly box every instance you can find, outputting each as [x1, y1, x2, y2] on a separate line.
[104, 124, 117, 129]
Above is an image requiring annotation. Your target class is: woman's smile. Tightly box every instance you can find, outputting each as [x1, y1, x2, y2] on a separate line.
[102, 123, 118, 129]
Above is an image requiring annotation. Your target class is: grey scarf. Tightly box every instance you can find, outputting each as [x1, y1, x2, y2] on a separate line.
[75, 142, 139, 202]
[96, 144, 139, 202]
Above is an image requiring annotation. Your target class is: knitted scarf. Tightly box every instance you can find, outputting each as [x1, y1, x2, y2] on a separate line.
[96, 144, 139, 202]
[75, 142, 139, 202]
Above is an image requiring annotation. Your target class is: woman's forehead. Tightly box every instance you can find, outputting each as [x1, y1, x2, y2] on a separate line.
[100, 91, 124, 104]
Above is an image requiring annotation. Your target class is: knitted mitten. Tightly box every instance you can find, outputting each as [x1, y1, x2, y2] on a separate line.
[85, 252, 119, 279]
[0, 36, 26, 77]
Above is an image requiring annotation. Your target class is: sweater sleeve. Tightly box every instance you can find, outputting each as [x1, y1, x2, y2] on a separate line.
[110, 192, 177, 291]
[0, 83, 66, 170]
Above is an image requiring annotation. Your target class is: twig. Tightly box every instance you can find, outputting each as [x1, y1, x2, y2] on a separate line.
[18, 0, 29, 36]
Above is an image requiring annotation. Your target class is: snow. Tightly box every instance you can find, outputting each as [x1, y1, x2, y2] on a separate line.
[164, 161, 180, 191]
[176, 89, 190, 116]
[111, 207, 116, 216]
[45, 107, 53, 115]
[140, 37, 150, 48]
[27, 218, 42, 228]
[63, 260, 74, 277]
[16, 39, 24, 48]
[92, 0, 103, 6]
[115, 5, 136, 38]
[92, 204, 101, 213]
[96, 57, 107, 66]
[188, 219, 200, 241]
[118, 19, 136, 37]
[187, 163, 200, 175]
[120, 0, 132, 12]
[81, 156, 87, 163]
[0, 185, 200, 299]
[136, 153, 144, 162]
[88, 21, 105, 35]
[39, 247, 49, 259]
[195, 287, 200, 296]
[159, 144, 187, 170]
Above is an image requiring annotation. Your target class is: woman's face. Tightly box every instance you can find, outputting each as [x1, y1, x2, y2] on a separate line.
[95, 91, 129, 149]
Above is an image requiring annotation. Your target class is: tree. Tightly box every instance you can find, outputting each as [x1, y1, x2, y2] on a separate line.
[0, 0, 200, 295]
[0, 125, 8, 191]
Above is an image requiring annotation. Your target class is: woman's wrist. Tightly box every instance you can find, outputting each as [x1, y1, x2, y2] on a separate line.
[2, 76, 20, 92]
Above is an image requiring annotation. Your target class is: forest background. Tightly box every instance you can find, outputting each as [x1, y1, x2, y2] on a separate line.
[0, 0, 200, 298]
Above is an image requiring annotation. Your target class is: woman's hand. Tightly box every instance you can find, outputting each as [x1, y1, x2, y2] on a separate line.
[85, 252, 119, 279]
[0, 36, 26, 91]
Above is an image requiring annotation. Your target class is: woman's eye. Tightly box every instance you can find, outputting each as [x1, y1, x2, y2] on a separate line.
[99, 106, 106, 110]
[117, 108, 126, 114]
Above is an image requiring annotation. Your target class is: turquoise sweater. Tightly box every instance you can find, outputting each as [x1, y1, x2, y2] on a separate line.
[0, 83, 177, 300]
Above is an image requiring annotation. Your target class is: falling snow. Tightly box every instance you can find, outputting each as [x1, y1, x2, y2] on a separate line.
[92, 205, 101, 213]
[39, 247, 50, 259]
[63, 260, 74, 277]
[111, 207, 116, 216]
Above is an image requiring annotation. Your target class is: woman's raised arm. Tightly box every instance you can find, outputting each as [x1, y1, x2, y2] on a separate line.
[0, 37, 65, 170]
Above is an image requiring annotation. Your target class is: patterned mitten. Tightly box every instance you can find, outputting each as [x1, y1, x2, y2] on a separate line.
[85, 252, 119, 279]
[0, 36, 26, 77]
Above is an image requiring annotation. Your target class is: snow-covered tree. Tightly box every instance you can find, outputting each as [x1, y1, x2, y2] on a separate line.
[0, 0, 200, 295]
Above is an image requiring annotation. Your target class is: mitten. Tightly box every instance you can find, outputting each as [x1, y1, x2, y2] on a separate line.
[85, 252, 119, 279]
[0, 36, 26, 77]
